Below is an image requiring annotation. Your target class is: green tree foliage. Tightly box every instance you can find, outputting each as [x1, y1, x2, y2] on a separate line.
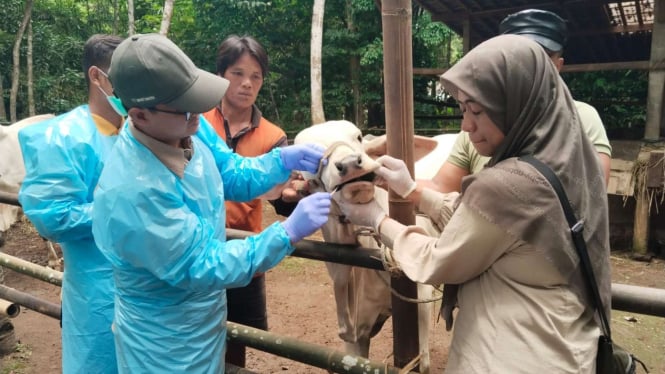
[0, 0, 649, 142]
[563, 70, 648, 139]
[1, 0, 129, 119]
[185, 0, 454, 134]
[412, 7, 462, 133]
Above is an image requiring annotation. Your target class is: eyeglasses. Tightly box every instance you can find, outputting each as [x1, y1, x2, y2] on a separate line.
[148, 107, 193, 121]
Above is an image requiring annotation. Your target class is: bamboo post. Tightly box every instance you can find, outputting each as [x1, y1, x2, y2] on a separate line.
[0, 298, 20, 318]
[0, 284, 60, 320]
[381, 0, 421, 370]
[227, 322, 407, 374]
[612, 283, 665, 317]
[0, 191, 20, 207]
[227, 229, 385, 270]
[0, 251, 62, 286]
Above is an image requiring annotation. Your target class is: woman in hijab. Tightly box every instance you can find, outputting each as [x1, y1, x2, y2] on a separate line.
[335, 34, 610, 373]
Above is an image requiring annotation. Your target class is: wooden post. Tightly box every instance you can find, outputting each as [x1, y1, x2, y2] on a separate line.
[632, 151, 652, 254]
[462, 16, 471, 54]
[645, 0, 665, 140]
[381, 0, 420, 370]
[632, 150, 664, 255]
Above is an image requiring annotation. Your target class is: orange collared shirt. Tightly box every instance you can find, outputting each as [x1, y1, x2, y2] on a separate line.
[202, 105, 287, 233]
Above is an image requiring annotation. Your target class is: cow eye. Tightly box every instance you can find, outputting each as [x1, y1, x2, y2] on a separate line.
[357, 135, 362, 143]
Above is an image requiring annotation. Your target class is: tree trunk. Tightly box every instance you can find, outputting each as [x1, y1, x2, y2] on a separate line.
[310, 0, 325, 125]
[127, 0, 135, 36]
[268, 84, 280, 122]
[112, 0, 119, 35]
[445, 34, 451, 67]
[27, 20, 34, 117]
[346, 0, 363, 128]
[10, 0, 33, 123]
[0, 75, 6, 122]
[159, 0, 175, 36]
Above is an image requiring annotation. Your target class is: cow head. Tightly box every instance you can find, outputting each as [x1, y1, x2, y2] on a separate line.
[294, 120, 379, 204]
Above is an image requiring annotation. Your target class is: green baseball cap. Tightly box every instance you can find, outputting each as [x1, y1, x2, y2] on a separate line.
[108, 33, 229, 114]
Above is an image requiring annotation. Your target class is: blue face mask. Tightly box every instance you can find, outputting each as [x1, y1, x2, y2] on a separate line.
[96, 68, 128, 117]
[105, 94, 128, 117]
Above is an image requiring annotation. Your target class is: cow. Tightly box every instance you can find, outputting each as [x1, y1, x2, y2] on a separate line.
[294, 120, 456, 373]
[0, 114, 60, 269]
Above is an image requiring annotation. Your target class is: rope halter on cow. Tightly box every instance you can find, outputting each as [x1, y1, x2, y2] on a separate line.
[312, 141, 358, 194]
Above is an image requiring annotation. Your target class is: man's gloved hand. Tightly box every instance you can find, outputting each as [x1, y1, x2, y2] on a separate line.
[375, 155, 417, 198]
[281, 192, 331, 242]
[280, 144, 326, 174]
[333, 194, 387, 231]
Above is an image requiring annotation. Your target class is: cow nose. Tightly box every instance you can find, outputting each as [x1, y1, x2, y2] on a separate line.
[335, 154, 363, 177]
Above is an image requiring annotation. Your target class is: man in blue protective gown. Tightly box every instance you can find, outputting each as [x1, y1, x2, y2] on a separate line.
[18, 34, 125, 373]
[91, 33, 332, 373]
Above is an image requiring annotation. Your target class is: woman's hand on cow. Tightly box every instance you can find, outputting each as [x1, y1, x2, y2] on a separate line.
[375, 156, 417, 198]
[333, 194, 387, 231]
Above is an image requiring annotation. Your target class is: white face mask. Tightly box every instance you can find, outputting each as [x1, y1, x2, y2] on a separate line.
[95, 68, 127, 117]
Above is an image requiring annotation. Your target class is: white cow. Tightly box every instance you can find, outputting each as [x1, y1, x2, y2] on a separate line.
[0, 114, 59, 267]
[294, 120, 456, 373]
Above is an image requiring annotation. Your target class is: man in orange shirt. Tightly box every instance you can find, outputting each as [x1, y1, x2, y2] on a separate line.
[202, 34, 296, 367]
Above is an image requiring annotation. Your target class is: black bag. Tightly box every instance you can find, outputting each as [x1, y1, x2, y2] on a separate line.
[520, 156, 647, 374]
[596, 335, 637, 374]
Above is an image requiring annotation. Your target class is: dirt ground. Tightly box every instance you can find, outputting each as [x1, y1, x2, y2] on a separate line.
[0, 203, 664, 373]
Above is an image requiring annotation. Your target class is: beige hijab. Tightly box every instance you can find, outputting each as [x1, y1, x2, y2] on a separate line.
[440, 35, 611, 318]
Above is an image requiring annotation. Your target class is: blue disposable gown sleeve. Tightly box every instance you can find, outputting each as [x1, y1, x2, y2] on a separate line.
[93, 182, 294, 291]
[18, 122, 97, 242]
[196, 116, 291, 202]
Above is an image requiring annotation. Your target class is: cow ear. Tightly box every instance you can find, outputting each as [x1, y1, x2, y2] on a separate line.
[413, 135, 438, 163]
[362, 134, 387, 160]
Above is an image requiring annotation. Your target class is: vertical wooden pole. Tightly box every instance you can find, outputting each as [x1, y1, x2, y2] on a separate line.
[462, 16, 471, 54]
[645, 0, 665, 140]
[381, 0, 420, 370]
[632, 151, 651, 254]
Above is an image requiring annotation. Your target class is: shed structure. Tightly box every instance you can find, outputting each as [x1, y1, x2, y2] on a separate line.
[407, 0, 665, 254]
[413, 0, 664, 139]
[377, 1, 664, 370]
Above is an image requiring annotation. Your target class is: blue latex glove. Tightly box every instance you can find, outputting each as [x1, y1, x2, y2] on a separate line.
[281, 192, 332, 242]
[280, 144, 326, 173]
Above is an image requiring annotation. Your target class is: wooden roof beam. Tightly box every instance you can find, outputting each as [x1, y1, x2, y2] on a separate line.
[636, 0, 645, 25]
[413, 60, 663, 76]
[572, 23, 653, 35]
[433, 0, 604, 21]
[618, 2, 629, 26]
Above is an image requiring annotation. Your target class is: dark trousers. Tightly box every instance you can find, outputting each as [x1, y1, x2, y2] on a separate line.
[226, 274, 268, 367]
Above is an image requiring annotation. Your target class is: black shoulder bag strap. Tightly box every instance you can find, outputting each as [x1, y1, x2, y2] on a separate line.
[521, 155, 648, 373]
[519, 155, 612, 339]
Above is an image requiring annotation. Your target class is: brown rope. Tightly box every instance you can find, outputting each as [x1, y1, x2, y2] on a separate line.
[354, 229, 443, 304]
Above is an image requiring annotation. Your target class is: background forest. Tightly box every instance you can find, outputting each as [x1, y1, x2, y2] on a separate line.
[0, 0, 649, 139]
